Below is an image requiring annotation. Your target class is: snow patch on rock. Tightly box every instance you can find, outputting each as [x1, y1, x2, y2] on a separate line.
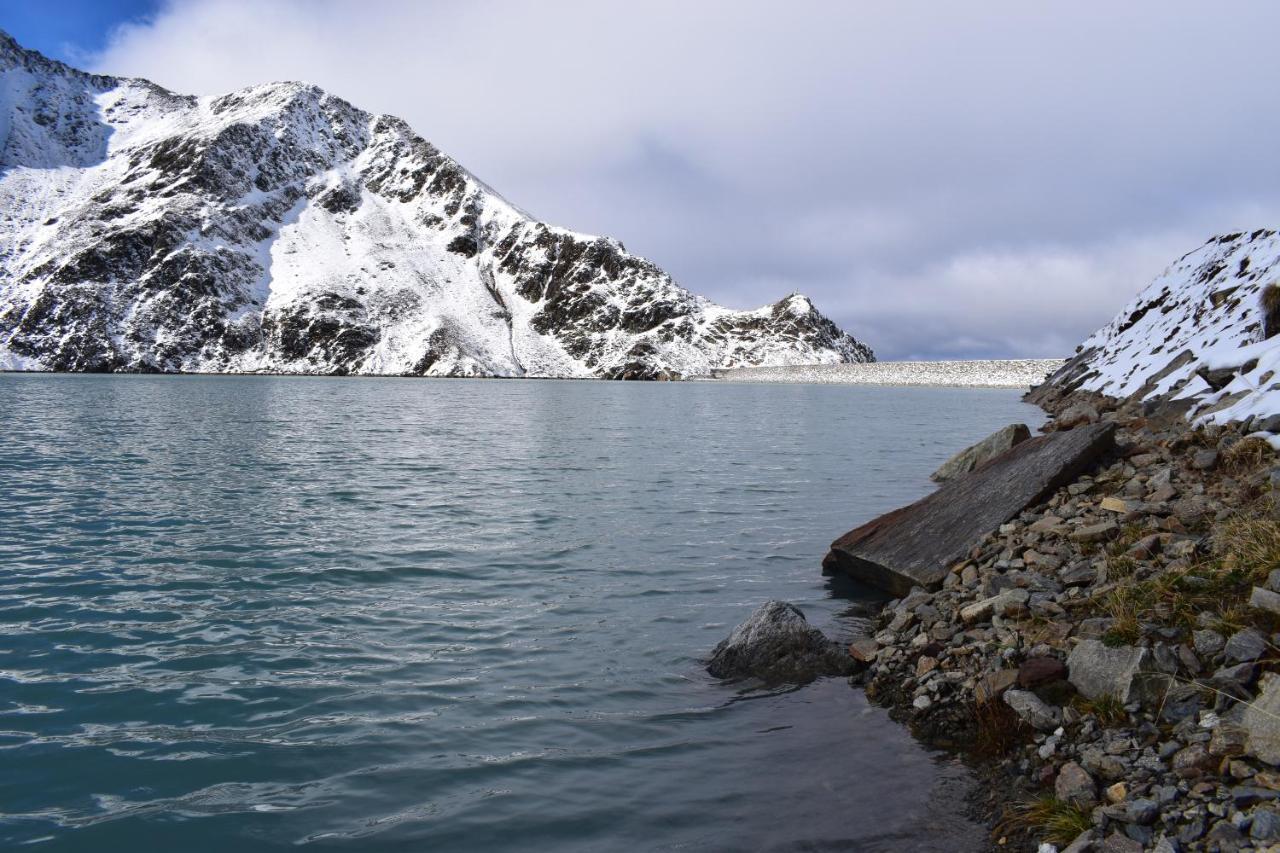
[1037, 229, 1280, 438]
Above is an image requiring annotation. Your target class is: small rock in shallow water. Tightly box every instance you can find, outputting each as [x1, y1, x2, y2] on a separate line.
[707, 601, 854, 683]
[847, 638, 879, 662]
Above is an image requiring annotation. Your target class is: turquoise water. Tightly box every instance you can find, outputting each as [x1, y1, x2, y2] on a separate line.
[0, 375, 1042, 851]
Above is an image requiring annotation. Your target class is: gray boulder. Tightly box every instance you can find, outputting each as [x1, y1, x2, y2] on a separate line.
[960, 588, 1030, 624]
[931, 423, 1032, 482]
[1067, 639, 1166, 705]
[1224, 628, 1268, 663]
[1055, 402, 1101, 430]
[1245, 673, 1280, 766]
[707, 600, 854, 683]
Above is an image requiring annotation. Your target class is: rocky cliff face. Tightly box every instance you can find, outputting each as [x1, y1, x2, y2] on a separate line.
[0, 32, 872, 378]
[1031, 230, 1280, 432]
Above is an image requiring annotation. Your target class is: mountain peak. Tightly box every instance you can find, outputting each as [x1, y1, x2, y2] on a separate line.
[0, 30, 872, 378]
[0, 28, 112, 85]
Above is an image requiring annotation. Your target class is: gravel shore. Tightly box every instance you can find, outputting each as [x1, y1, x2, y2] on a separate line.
[844, 388, 1280, 852]
[708, 359, 1065, 388]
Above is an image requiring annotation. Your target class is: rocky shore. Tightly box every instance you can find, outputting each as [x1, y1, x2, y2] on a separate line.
[848, 389, 1280, 852]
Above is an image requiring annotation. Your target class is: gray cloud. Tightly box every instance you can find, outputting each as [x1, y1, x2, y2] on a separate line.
[89, 0, 1280, 358]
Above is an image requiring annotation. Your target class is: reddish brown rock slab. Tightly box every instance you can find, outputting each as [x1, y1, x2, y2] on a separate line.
[823, 422, 1116, 596]
[1017, 656, 1067, 688]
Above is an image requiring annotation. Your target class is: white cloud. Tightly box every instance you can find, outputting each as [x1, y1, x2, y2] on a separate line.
[87, 0, 1280, 358]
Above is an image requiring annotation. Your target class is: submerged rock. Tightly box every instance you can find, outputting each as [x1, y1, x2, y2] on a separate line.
[931, 423, 1032, 482]
[707, 600, 854, 683]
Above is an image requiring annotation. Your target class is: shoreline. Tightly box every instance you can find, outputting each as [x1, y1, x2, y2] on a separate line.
[0, 359, 1063, 389]
[835, 386, 1280, 852]
[704, 359, 1065, 389]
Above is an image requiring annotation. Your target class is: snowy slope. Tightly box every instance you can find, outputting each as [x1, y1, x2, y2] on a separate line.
[0, 32, 872, 378]
[1035, 229, 1280, 431]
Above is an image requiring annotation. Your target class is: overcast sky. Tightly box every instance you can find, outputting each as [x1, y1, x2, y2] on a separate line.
[14, 1, 1280, 359]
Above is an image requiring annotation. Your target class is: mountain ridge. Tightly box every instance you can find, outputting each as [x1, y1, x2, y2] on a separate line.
[0, 30, 873, 378]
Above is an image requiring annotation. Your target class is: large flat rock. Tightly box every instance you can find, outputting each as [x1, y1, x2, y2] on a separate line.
[823, 422, 1115, 596]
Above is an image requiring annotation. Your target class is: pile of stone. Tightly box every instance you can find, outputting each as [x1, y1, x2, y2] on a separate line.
[840, 392, 1280, 852]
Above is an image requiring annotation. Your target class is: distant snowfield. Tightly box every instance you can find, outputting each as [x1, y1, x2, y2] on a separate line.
[703, 359, 1064, 388]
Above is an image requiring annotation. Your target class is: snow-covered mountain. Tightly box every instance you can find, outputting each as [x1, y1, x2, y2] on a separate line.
[0, 32, 872, 379]
[1034, 229, 1280, 431]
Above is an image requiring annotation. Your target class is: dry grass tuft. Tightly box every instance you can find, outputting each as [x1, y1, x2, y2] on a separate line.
[1215, 509, 1280, 586]
[1085, 497, 1280, 642]
[1224, 436, 1275, 474]
[972, 698, 1033, 758]
[998, 797, 1094, 846]
[1072, 692, 1128, 727]
[1101, 586, 1144, 645]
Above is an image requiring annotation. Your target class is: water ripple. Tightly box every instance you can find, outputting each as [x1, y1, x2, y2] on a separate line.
[0, 375, 1041, 851]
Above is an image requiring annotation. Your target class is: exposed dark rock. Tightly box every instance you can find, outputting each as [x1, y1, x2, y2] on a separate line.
[823, 422, 1116, 596]
[706, 600, 855, 684]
